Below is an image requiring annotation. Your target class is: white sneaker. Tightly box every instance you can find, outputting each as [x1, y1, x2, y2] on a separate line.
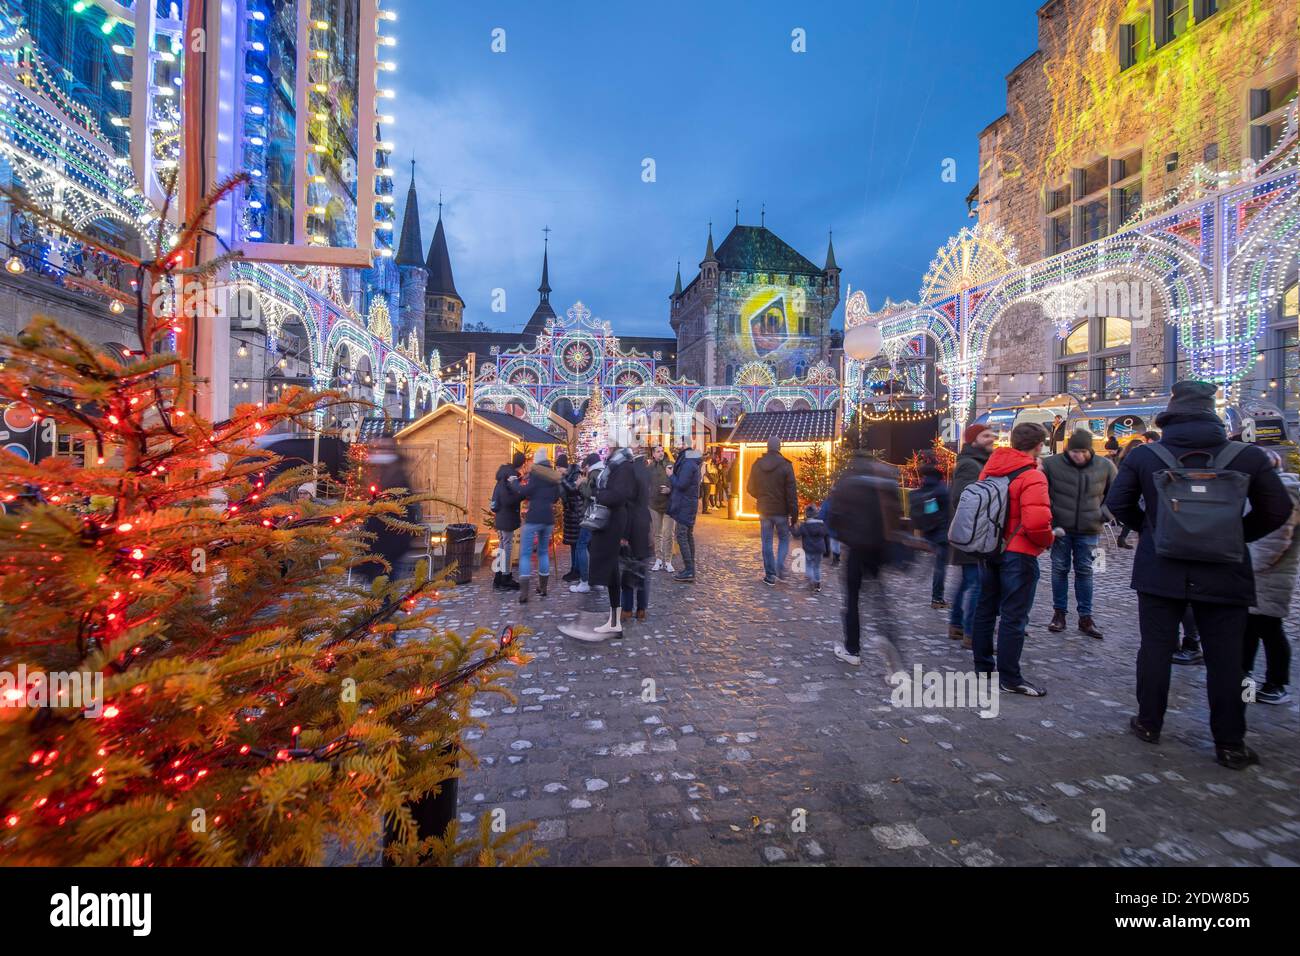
[664, 561, 675, 573]
[569, 582, 590, 593]
[833, 645, 862, 666]
[651, 559, 663, 572]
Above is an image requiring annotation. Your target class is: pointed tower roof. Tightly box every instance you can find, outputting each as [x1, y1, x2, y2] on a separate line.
[672, 260, 683, 296]
[703, 222, 716, 263]
[825, 230, 838, 272]
[424, 201, 461, 302]
[523, 233, 557, 338]
[395, 162, 424, 268]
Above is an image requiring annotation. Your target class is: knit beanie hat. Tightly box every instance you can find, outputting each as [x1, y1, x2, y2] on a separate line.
[1156, 380, 1218, 426]
[511, 451, 526, 468]
[1067, 429, 1093, 451]
[962, 423, 990, 446]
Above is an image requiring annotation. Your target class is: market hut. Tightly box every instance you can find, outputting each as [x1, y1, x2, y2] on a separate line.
[716, 409, 838, 519]
[394, 404, 571, 522]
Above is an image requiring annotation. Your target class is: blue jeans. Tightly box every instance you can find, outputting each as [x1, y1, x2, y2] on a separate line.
[971, 552, 1040, 684]
[498, 530, 514, 573]
[928, 540, 948, 602]
[806, 555, 823, 584]
[829, 537, 840, 557]
[575, 525, 591, 582]
[1051, 533, 1097, 616]
[621, 577, 648, 613]
[760, 515, 791, 578]
[517, 522, 552, 579]
[948, 563, 981, 635]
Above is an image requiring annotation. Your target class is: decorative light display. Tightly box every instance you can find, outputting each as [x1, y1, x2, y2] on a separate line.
[852, 115, 1299, 434]
[466, 302, 843, 446]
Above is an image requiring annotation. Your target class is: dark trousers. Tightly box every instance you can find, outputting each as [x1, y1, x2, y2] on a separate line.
[621, 576, 648, 614]
[971, 552, 1039, 684]
[842, 548, 895, 656]
[1136, 593, 1247, 747]
[928, 541, 947, 602]
[1244, 613, 1291, 688]
[675, 522, 695, 576]
[603, 561, 622, 610]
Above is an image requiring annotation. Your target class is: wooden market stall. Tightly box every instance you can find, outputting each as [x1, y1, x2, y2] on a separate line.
[715, 409, 838, 519]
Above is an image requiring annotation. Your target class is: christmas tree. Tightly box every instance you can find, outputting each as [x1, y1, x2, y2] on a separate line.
[575, 386, 608, 458]
[0, 181, 535, 866]
[796, 441, 849, 510]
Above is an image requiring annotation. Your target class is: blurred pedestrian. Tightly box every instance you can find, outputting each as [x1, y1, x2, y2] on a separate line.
[568, 454, 603, 594]
[559, 453, 585, 583]
[514, 448, 563, 605]
[1243, 449, 1299, 705]
[909, 455, 950, 608]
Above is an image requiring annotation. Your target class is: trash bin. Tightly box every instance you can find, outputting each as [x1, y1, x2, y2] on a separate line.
[444, 523, 477, 585]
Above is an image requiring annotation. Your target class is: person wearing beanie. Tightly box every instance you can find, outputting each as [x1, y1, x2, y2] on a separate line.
[792, 502, 830, 592]
[490, 452, 527, 591]
[747, 435, 799, 585]
[557, 452, 586, 583]
[1106, 380, 1292, 769]
[514, 448, 563, 605]
[970, 421, 1053, 697]
[1042, 429, 1115, 639]
[568, 454, 606, 594]
[909, 454, 951, 609]
[947, 423, 997, 647]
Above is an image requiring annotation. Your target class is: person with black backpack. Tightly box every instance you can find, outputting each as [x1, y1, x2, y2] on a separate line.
[827, 450, 904, 668]
[1105, 380, 1292, 769]
[908, 456, 950, 608]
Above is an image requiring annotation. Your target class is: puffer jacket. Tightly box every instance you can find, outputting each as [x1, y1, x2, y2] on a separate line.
[560, 464, 584, 545]
[979, 446, 1053, 557]
[794, 517, 830, 559]
[491, 463, 523, 534]
[1042, 450, 1116, 534]
[948, 442, 990, 566]
[668, 449, 702, 526]
[518, 462, 563, 525]
[1248, 471, 1300, 619]
[746, 450, 798, 518]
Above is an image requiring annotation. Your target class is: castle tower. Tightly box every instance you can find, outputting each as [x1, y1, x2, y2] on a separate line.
[522, 232, 557, 339]
[395, 162, 427, 353]
[424, 197, 464, 337]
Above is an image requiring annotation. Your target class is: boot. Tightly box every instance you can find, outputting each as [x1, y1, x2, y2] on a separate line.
[562, 568, 581, 583]
[518, 578, 530, 604]
[492, 571, 504, 591]
[948, 624, 964, 641]
[539, 574, 549, 597]
[593, 608, 623, 634]
[1078, 615, 1103, 639]
[1048, 610, 1067, 633]
[503, 574, 521, 591]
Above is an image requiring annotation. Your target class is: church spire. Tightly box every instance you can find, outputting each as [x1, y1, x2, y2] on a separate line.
[825, 229, 838, 272]
[395, 160, 424, 268]
[673, 260, 682, 297]
[539, 227, 552, 300]
[703, 222, 716, 263]
[424, 200, 460, 301]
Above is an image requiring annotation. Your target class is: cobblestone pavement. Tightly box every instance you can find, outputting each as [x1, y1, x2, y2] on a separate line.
[435, 515, 1300, 867]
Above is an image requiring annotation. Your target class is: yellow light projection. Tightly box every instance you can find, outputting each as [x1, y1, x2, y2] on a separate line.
[737, 283, 807, 362]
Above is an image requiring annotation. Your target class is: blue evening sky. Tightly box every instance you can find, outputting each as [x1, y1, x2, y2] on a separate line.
[392, 0, 1043, 337]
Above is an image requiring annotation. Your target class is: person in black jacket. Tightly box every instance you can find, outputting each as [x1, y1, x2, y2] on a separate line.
[747, 436, 798, 585]
[620, 446, 653, 621]
[668, 447, 702, 582]
[558, 453, 585, 582]
[1105, 380, 1292, 769]
[514, 448, 563, 605]
[909, 457, 950, 609]
[792, 504, 830, 592]
[590, 447, 639, 634]
[491, 452, 525, 591]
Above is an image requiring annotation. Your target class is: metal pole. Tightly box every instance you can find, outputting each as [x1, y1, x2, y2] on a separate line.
[464, 352, 475, 518]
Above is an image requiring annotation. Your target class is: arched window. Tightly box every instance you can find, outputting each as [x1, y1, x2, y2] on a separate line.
[1056, 316, 1132, 399]
[1276, 282, 1298, 412]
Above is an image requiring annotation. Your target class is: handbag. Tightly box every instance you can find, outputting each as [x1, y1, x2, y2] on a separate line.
[580, 500, 611, 531]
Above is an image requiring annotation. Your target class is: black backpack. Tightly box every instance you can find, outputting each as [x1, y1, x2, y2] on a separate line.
[1146, 442, 1251, 564]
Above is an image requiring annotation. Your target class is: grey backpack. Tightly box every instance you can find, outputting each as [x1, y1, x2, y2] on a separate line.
[1146, 442, 1251, 564]
[947, 465, 1032, 558]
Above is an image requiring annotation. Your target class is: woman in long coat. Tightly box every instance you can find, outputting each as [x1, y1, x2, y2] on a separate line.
[589, 447, 639, 634]
[558, 453, 585, 581]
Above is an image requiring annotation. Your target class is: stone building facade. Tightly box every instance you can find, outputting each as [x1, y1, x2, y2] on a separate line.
[671, 223, 840, 387]
[973, 0, 1298, 418]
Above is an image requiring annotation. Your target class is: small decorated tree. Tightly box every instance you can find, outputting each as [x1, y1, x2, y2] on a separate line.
[796, 441, 849, 510]
[575, 386, 608, 458]
[0, 180, 534, 866]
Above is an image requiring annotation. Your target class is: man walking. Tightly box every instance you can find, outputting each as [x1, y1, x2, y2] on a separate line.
[747, 436, 798, 586]
[647, 445, 676, 573]
[948, 425, 995, 647]
[970, 422, 1054, 697]
[1106, 381, 1291, 769]
[1043, 429, 1115, 639]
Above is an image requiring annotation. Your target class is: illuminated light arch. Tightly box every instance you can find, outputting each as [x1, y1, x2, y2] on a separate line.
[501, 356, 550, 387]
[607, 360, 651, 388]
[473, 383, 548, 426]
[686, 388, 756, 415]
[757, 387, 820, 412]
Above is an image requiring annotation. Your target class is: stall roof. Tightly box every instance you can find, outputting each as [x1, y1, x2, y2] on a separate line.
[730, 410, 837, 444]
[395, 404, 564, 446]
[358, 417, 413, 442]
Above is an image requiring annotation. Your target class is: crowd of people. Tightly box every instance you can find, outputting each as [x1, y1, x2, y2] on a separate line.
[483, 380, 1298, 771]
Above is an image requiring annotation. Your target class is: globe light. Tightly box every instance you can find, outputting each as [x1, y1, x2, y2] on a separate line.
[843, 322, 883, 361]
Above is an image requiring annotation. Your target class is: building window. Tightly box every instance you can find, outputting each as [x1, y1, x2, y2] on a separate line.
[1193, 0, 1220, 21]
[1250, 75, 1298, 162]
[1119, 18, 1150, 70]
[1056, 317, 1133, 397]
[1080, 199, 1108, 243]
[1049, 212, 1071, 254]
[1155, 0, 1190, 46]
[1117, 182, 1143, 224]
[1279, 283, 1298, 413]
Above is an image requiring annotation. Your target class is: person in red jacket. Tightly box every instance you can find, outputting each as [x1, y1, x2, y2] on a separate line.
[970, 421, 1055, 696]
